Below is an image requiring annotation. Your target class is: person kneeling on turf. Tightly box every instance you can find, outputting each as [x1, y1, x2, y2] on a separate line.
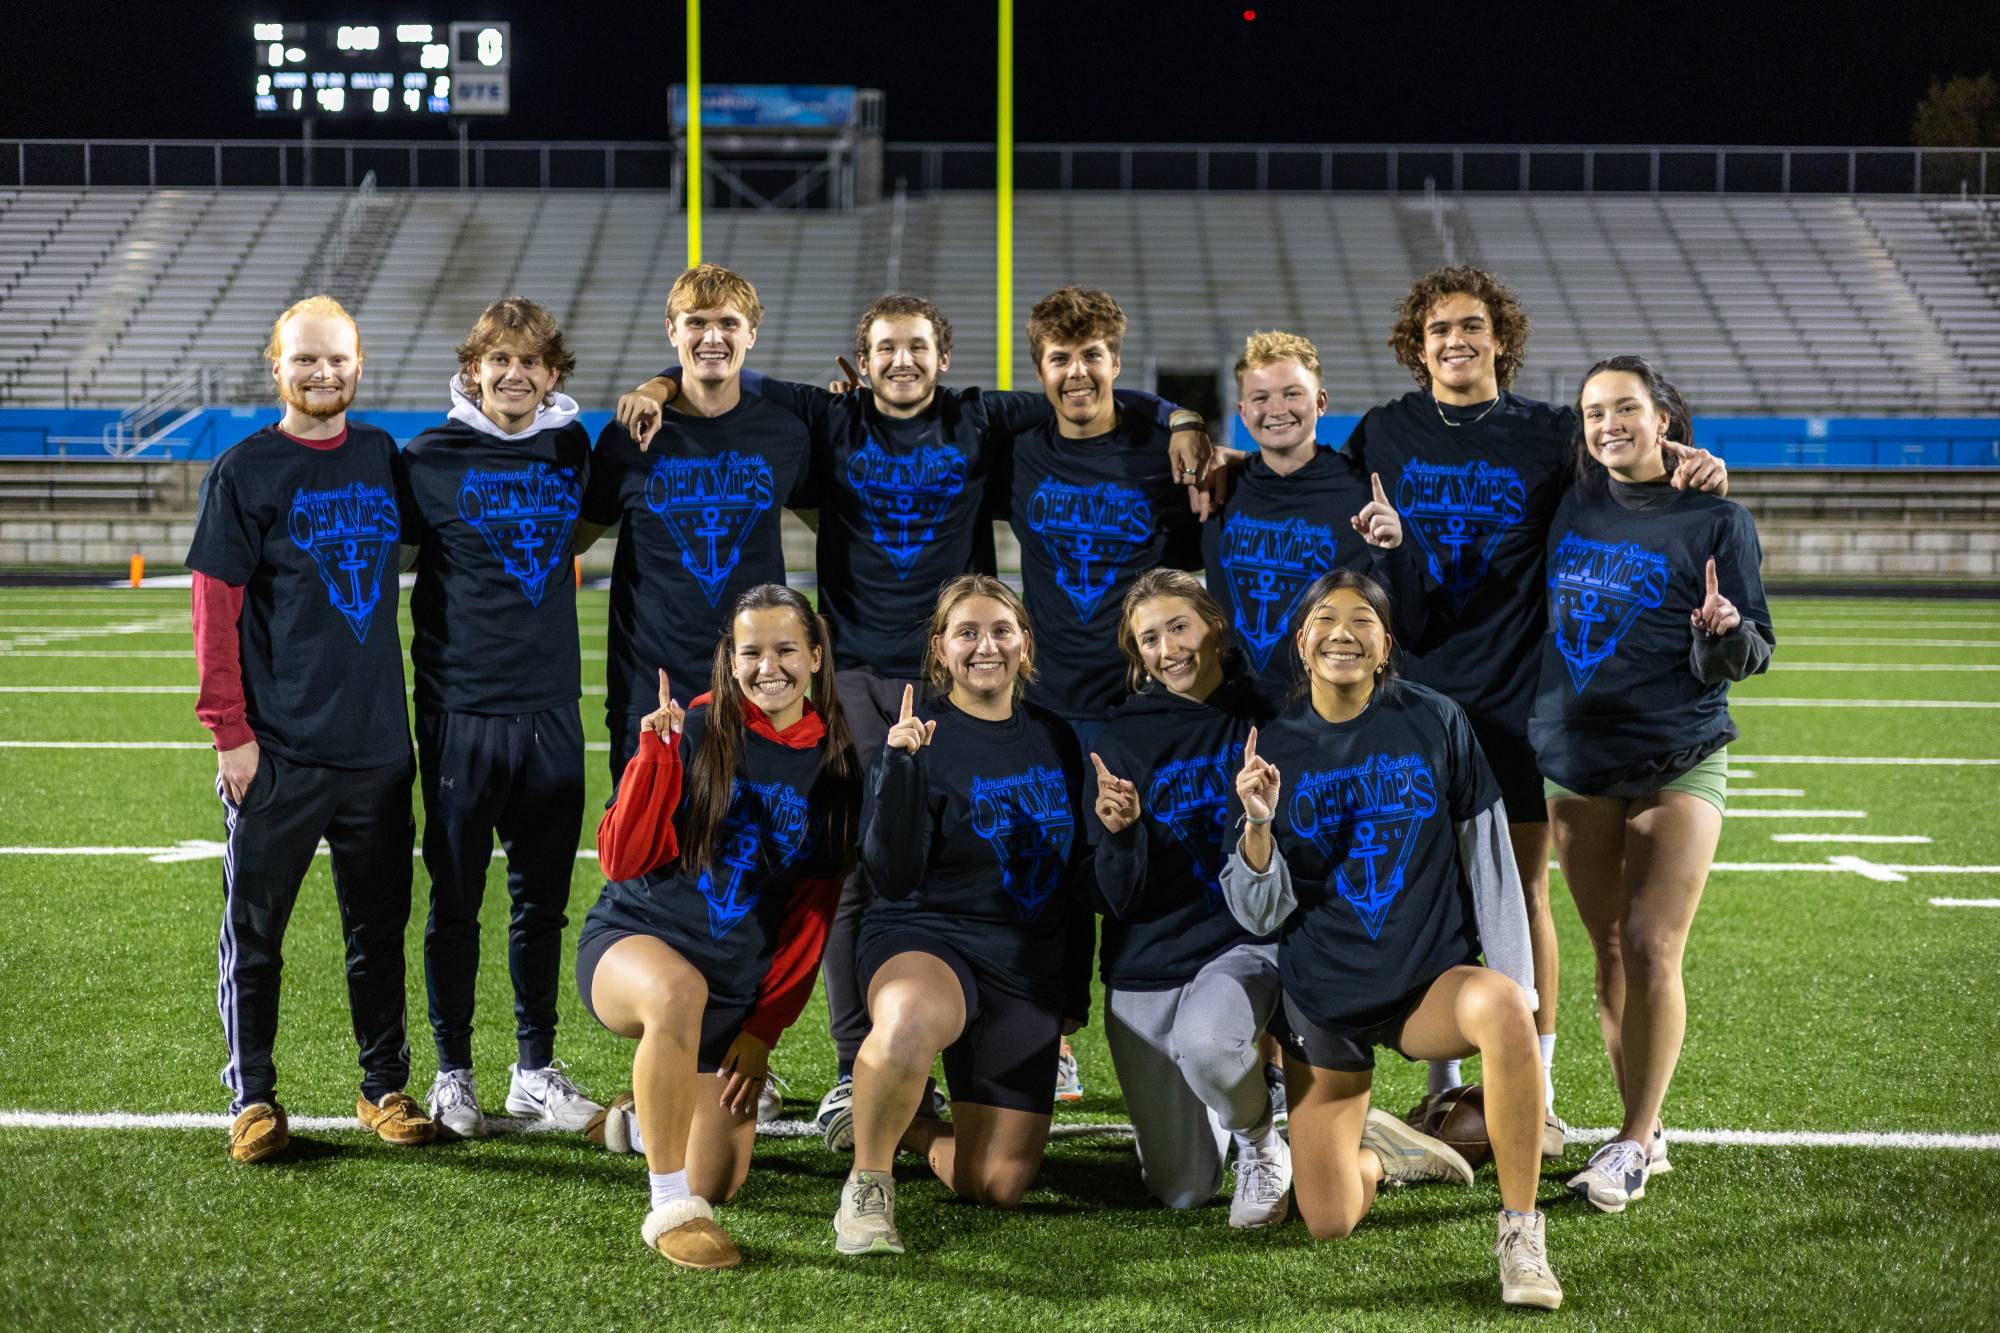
[1220, 570, 1563, 1311]
[576, 584, 859, 1268]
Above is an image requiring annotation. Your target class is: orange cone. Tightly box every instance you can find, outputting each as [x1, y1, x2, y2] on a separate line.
[129, 553, 145, 588]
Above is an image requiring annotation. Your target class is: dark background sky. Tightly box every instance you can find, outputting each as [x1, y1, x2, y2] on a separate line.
[4, 1, 1997, 147]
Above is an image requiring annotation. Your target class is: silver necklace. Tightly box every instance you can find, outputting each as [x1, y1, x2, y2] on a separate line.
[1432, 392, 1501, 428]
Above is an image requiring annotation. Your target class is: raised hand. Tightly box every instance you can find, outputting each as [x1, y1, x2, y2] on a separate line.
[613, 389, 667, 451]
[1663, 440, 1727, 493]
[1234, 726, 1282, 824]
[828, 355, 865, 394]
[885, 683, 936, 754]
[1690, 556, 1740, 636]
[1091, 752, 1142, 834]
[641, 668, 686, 742]
[1351, 471, 1403, 548]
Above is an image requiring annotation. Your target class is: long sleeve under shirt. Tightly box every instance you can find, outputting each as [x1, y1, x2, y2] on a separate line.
[857, 698, 1094, 1015]
[1214, 682, 1536, 1031]
[1527, 476, 1774, 797]
[1088, 664, 1276, 990]
[583, 698, 848, 1048]
[1200, 446, 1426, 699]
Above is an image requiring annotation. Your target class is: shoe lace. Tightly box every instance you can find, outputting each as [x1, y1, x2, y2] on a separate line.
[1237, 1153, 1286, 1205]
[526, 1059, 585, 1105]
[433, 1072, 476, 1112]
[1497, 1220, 1552, 1277]
[1591, 1139, 1649, 1180]
[849, 1174, 890, 1220]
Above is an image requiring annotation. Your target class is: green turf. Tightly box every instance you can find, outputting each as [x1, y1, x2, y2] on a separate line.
[1, 590, 1998, 1329]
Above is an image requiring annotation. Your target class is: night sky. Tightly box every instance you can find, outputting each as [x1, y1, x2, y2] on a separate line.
[5, 1, 1997, 148]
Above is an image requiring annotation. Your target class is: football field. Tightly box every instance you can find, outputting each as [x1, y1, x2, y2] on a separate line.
[1, 586, 1996, 1330]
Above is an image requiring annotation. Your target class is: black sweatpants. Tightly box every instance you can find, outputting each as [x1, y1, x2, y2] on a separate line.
[216, 749, 415, 1114]
[417, 705, 585, 1073]
[826, 665, 918, 1070]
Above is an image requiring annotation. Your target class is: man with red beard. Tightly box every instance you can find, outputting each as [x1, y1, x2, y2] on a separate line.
[186, 296, 433, 1163]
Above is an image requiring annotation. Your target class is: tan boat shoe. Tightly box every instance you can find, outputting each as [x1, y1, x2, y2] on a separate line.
[357, 1090, 437, 1146]
[228, 1102, 289, 1163]
[642, 1198, 741, 1270]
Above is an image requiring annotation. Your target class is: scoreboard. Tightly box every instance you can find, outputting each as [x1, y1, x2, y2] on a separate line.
[251, 20, 511, 118]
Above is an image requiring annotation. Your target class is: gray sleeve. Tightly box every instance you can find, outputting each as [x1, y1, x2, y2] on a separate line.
[1689, 619, 1774, 685]
[1457, 801, 1539, 1013]
[1220, 838, 1298, 936]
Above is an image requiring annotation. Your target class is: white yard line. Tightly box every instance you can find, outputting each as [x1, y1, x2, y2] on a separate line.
[1731, 755, 2000, 765]
[1729, 788, 1806, 796]
[1780, 637, 2000, 647]
[1731, 698, 2000, 709]
[0, 740, 619, 752]
[1930, 898, 2000, 909]
[1722, 809, 1868, 819]
[1770, 834, 1932, 844]
[1772, 662, 2000, 673]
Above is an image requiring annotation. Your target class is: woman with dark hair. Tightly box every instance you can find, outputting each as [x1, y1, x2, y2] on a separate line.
[575, 583, 860, 1269]
[1220, 569, 1561, 1311]
[1086, 569, 1288, 1225]
[1530, 356, 1773, 1214]
[833, 574, 1092, 1256]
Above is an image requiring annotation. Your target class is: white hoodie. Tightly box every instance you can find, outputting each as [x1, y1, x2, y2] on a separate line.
[445, 375, 581, 441]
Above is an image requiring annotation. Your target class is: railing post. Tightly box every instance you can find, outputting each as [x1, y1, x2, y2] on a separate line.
[148, 142, 156, 188]
[606, 144, 615, 190]
[1387, 147, 1397, 191]
[1121, 148, 1131, 191]
[1781, 150, 1790, 193]
[1060, 148, 1071, 192]
[1320, 148, 1331, 192]
[1716, 149, 1724, 193]
[1583, 150, 1593, 192]
[1650, 150, 1659, 193]
[1197, 148, 1207, 191]
[214, 143, 222, 188]
[540, 143, 550, 191]
[83, 140, 91, 188]
[1256, 149, 1267, 192]
[1519, 148, 1528, 191]
[1913, 149, 1922, 195]
[345, 145, 354, 187]
[1847, 151, 1856, 194]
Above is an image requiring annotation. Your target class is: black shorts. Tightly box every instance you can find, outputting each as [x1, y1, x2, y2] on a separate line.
[1279, 963, 1461, 1074]
[575, 927, 750, 1074]
[857, 931, 1062, 1115]
[1468, 718, 1546, 827]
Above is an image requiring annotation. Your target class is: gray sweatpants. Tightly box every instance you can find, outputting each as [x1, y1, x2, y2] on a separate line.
[1102, 940, 1282, 1209]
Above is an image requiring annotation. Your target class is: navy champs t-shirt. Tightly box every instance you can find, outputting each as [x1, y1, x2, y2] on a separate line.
[185, 424, 409, 768]
[582, 394, 815, 713]
[399, 418, 590, 714]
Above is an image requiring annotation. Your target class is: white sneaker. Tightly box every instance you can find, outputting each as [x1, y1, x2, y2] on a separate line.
[1228, 1128, 1292, 1229]
[1542, 1109, 1570, 1160]
[817, 1076, 855, 1152]
[1360, 1106, 1475, 1186]
[757, 1071, 786, 1125]
[833, 1170, 905, 1255]
[1054, 1041, 1084, 1102]
[1568, 1138, 1649, 1213]
[425, 1068, 487, 1140]
[1495, 1210, 1563, 1309]
[505, 1060, 604, 1131]
[1648, 1124, 1673, 1175]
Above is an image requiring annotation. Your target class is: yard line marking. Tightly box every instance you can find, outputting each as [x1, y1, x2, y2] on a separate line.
[1770, 834, 1932, 844]
[1731, 698, 2000, 709]
[0, 1110, 1992, 1150]
[1729, 788, 1806, 797]
[1722, 809, 1868, 819]
[1825, 855, 1912, 883]
[0, 650, 194, 659]
[0, 842, 604, 863]
[1768, 620, 2000, 629]
[1773, 662, 2000, 672]
[1931, 898, 2000, 908]
[1723, 768, 1756, 778]
[1731, 755, 2000, 766]
[1781, 636, 2000, 647]
[0, 685, 195, 694]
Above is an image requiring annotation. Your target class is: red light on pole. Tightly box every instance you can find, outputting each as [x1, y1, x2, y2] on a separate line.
[1242, 8, 1256, 18]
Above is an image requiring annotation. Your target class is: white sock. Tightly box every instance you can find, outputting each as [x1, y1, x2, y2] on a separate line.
[1233, 1114, 1277, 1153]
[1538, 1034, 1557, 1110]
[648, 1169, 689, 1210]
[1428, 1059, 1463, 1096]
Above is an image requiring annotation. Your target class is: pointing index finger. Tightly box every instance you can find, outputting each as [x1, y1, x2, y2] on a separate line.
[837, 356, 860, 389]
[1372, 471, 1389, 507]
[1705, 556, 1719, 598]
[658, 668, 672, 707]
[898, 682, 914, 723]
[1243, 726, 1258, 765]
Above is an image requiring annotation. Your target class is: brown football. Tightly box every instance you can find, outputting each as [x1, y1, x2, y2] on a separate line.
[1407, 1084, 1492, 1168]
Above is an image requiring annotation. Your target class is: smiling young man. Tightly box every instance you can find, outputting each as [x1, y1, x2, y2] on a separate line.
[397, 297, 602, 1138]
[186, 296, 432, 1162]
[578, 265, 816, 787]
[1342, 267, 1729, 1149]
[616, 290, 1210, 1141]
[1203, 331, 1421, 701]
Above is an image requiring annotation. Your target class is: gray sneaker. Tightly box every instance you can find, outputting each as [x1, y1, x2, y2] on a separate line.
[1568, 1138, 1649, 1213]
[425, 1068, 486, 1140]
[1361, 1106, 1475, 1186]
[817, 1076, 855, 1152]
[1648, 1124, 1672, 1175]
[1542, 1109, 1570, 1160]
[1227, 1129, 1292, 1229]
[834, 1170, 905, 1255]
[505, 1060, 604, 1132]
[1496, 1210, 1563, 1310]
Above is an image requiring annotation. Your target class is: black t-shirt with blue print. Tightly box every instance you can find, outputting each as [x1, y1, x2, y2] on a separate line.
[582, 704, 841, 1008]
[859, 699, 1092, 1007]
[1003, 410, 1195, 720]
[1200, 446, 1425, 701]
[184, 424, 408, 769]
[1236, 681, 1495, 1030]
[1342, 390, 1575, 738]
[582, 394, 815, 713]
[1528, 483, 1772, 794]
[399, 418, 591, 714]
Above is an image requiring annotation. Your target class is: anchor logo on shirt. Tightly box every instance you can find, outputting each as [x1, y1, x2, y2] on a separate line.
[1217, 513, 1339, 672]
[456, 462, 581, 607]
[695, 777, 811, 940]
[1396, 459, 1526, 609]
[644, 452, 777, 606]
[287, 480, 399, 643]
[1547, 532, 1671, 692]
[845, 438, 967, 577]
[1026, 479, 1153, 621]
[1290, 752, 1438, 940]
[969, 765, 1074, 921]
[1145, 742, 1242, 911]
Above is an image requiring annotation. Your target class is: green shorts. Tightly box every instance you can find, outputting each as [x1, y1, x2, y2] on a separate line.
[1542, 747, 1729, 815]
